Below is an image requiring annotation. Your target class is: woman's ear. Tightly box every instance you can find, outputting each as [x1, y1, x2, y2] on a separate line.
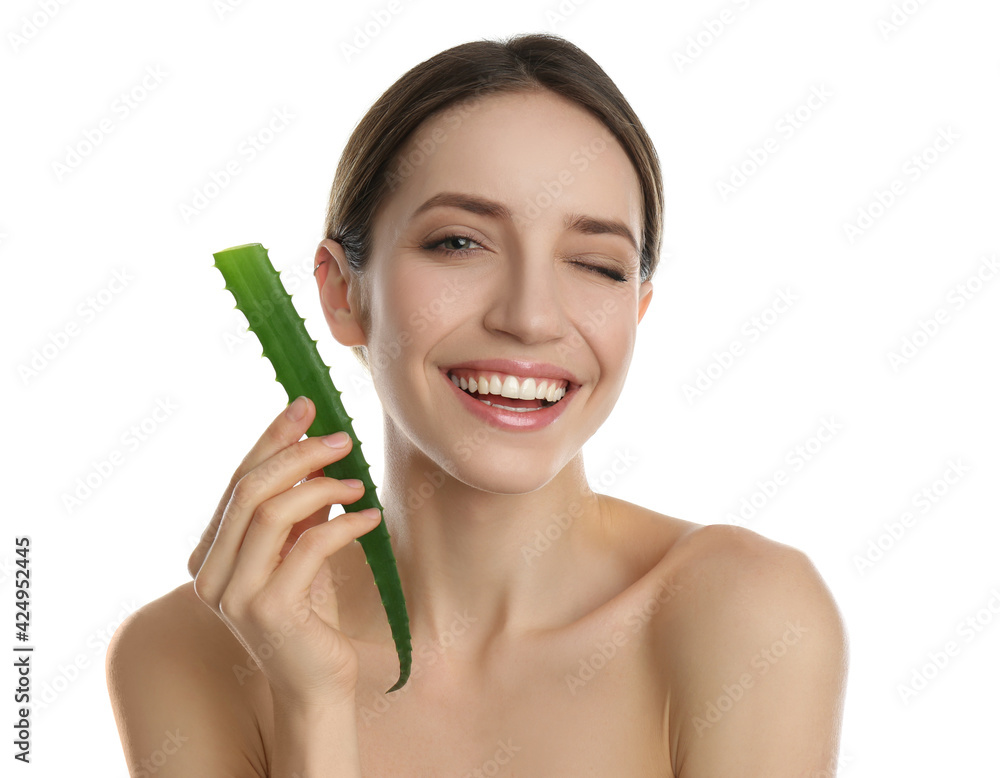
[314, 238, 367, 347]
[637, 279, 653, 324]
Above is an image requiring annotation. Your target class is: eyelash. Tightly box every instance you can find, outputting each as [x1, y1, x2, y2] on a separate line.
[420, 232, 629, 283]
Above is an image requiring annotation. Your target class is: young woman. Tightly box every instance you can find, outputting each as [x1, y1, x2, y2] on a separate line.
[107, 33, 847, 777]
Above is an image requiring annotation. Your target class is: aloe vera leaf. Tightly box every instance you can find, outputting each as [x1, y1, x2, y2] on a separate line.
[212, 242, 411, 693]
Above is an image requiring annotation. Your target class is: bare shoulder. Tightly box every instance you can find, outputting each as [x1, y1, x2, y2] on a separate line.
[598, 498, 844, 633]
[644, 521, 849, 776]
[658, 519, 820, 576]
[660, 521, 847, 633]
[106, 581, 269, 777]
[647, 520, 848, 665]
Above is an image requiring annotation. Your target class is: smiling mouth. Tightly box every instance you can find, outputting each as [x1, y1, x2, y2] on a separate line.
[446, 370, 570, 412]
[468, 396, 557, 412]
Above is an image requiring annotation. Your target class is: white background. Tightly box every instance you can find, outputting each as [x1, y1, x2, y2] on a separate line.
[4, 0, 999, 775]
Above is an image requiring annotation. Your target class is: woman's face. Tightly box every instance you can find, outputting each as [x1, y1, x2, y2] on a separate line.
[334, 88, 653, 493]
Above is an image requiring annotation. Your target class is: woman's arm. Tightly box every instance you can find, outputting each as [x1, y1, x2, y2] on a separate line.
[269, 694, 363, 777]
[106, 585, 270, 776]
[660, 525, 849, 777]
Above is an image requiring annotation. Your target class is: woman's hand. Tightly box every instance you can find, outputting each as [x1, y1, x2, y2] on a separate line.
[187, 399, 333, 580]
[191, 395, 381, 708]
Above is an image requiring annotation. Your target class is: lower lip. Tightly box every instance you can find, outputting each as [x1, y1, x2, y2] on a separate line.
[441, 370, 575, 431]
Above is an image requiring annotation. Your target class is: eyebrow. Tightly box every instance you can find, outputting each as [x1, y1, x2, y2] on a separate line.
[409, 191, 640, 255]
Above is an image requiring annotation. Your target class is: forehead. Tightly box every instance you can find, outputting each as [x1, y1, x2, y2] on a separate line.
[376, 89, 642, 247]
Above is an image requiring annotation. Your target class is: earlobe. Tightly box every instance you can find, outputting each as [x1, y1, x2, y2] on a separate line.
[637, 280, 654, 324]
[314, 238, 368, 347]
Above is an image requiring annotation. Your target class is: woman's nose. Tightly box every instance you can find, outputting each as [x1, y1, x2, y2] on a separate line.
[481, 256, 568, 344]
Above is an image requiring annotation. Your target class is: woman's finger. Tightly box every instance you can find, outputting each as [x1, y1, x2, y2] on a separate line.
[227, 476, 365, 594]
[187, 396, 317, 578]
[194, 433, 354, 608]
[278, 503, 331, 560]
[265, 508, 382, 612]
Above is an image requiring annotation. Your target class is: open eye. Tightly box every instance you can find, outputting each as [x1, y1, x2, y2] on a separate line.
[420, 232, 484, 256]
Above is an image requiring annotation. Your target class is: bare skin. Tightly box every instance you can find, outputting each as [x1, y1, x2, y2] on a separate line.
[107, 88, 848, 776]
[113, 495, 845, 776]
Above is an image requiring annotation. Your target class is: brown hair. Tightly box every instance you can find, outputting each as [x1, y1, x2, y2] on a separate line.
[322, 32, 664, 371]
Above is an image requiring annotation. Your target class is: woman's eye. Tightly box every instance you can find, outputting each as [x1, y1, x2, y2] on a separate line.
[421, 233, 483, 255]
[421, 235, 628, 283]
[573, 261, 628, 283]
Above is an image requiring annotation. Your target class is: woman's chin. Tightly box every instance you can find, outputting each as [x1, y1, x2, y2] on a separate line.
[438, 457, 562, 498]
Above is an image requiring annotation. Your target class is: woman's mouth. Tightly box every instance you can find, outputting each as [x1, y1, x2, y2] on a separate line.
[441, 367, 577, 430]
[446, 369, 568, 412]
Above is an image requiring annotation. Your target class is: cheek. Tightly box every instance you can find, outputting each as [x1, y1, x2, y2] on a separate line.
[387, 268, 470, 342]
[581, 309, 639, 406]
[369, 266, 430, 341]
[365, 268, 462, 389]
[570, 289, 636, 354]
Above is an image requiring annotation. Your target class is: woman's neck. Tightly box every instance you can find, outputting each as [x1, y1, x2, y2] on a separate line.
[377, 423, 613, 658]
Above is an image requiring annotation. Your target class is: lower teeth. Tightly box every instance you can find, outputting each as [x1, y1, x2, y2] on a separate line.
[463, 392, 558, 412]
[477, 398, 544, 412]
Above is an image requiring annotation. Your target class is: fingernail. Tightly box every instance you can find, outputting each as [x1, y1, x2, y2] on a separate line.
[322, 431, 350, 448]
[359, 508, 381, 521]
[342, 478, 364, 489]
[286, 396, 307, 421]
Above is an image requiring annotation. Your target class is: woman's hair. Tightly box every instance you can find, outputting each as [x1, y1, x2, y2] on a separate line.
[323, 32, 664, 372]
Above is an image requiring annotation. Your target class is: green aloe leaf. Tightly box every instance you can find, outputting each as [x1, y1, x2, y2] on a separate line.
[213, 242, 411, 693]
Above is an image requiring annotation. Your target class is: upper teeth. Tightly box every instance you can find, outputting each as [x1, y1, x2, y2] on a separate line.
[448, 371, 568, 402]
